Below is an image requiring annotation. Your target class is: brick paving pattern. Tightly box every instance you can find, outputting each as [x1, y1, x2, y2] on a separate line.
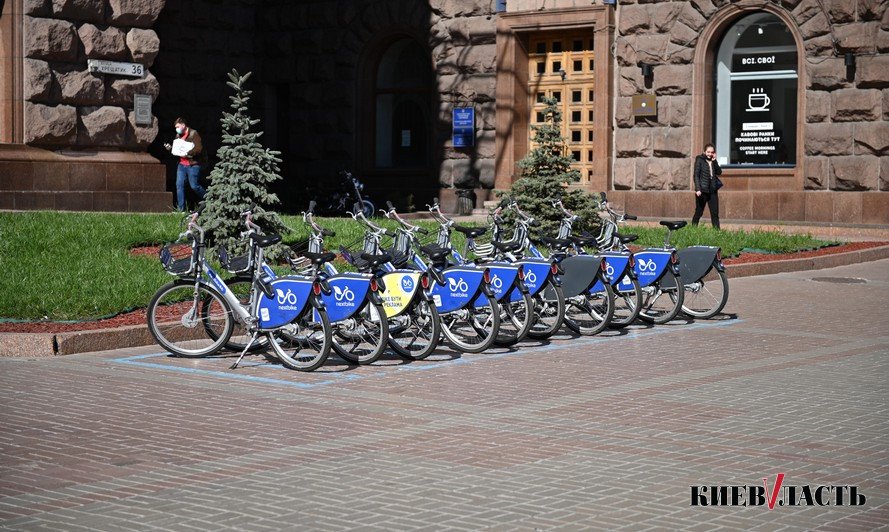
[1, 260, 888, 530]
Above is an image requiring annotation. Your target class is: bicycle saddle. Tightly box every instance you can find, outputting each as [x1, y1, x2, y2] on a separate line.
[303, 251, 336, 266]
[536, 236, 572, 250]
[659, 220, 687, 231]
[420, 244, 452, 264]
[569, 234, 597, 247]
[359, 252, 392, 270]
[614, 232, 639, 244]
[453, 224, 487, 239]
[491, 240, 522, 253]
[249, 233, 282, 248]
[385, 247, 410, 268]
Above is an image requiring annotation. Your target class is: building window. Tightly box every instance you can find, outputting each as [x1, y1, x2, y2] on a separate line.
[374, 38, 432, 168]
[714, 13, 797, 166]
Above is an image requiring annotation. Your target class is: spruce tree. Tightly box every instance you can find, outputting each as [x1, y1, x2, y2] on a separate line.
[508, 96, 601, 235]
[201, 69, 288, 257]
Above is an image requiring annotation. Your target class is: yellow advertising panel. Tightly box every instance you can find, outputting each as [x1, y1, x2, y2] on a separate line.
[380, 272, 422, 317]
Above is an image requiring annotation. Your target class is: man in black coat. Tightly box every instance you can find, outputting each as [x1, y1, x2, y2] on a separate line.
[692, 143, 722, 229]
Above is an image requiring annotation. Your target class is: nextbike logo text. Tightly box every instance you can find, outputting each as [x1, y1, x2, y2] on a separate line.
[401, 275, 414, 292]
[448, 277, 469, 296]
[524, 270, 537, 285]
[636, 258, 659, 276]
[333, 285, 356, 307]
[275, 289, 300, 311]
[691, 474, 866, 509]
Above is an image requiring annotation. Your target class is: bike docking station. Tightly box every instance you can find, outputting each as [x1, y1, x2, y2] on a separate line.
[140, 194, 736, 379]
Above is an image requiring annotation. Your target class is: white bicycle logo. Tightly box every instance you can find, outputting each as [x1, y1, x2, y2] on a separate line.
[605, 263, 615, 277]
[333, 285, 355, 302]
[276, 288, 298, 305]
[490, 275, 503, 289]
[637, 258, 658, 272]
[448, 277, 470, 293]
[524, 271, 537, 284]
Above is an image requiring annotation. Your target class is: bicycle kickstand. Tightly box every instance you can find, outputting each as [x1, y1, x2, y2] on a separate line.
[229, 331, 260, 370]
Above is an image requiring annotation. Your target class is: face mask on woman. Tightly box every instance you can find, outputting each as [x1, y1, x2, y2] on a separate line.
[175, 126, 185, 135]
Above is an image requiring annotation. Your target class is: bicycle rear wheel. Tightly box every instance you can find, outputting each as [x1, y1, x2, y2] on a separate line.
[440, 293, 500, 353]
[638, 270, 684, 324]
[494, 292, 533, 346]
[527, 278, 565, 340]
[388, 298, 441, 360]
[332, 300, 389, 365]
[610, 277, 642, 329]
[682, 268, 729, 319]
[147, 280, 233, 357]
[564, 282, 614, 336]
[267, 309, 332, 371]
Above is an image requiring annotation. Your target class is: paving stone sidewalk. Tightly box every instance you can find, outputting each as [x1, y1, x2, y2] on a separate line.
[1, 259, 887, 530]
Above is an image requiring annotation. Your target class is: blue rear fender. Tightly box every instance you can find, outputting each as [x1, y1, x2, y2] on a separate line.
[319, 273, 372, 323]
[257, 276, 315, 329]
[429, 267, 487, 313]
[509, 259, 552, 302]
[485, 263, 522, 302]
[633, 250, 674, 287]
[588, 253, 632, 293]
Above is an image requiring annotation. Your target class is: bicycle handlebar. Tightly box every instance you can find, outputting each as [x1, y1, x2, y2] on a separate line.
[350, 206, 393, 237]
[384, 202, 428, 235]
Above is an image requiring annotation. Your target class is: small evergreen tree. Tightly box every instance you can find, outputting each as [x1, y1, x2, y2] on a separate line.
[507, 96, 601, 235]
[201, 69, 288, 256]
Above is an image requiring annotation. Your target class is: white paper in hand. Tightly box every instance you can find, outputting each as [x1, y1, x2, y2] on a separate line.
[171, 138, 194, 157]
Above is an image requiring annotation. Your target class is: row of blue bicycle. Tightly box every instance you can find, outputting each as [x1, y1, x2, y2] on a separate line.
[146, 193, 729, 371]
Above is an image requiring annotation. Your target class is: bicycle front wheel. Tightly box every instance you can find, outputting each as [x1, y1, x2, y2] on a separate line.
[268, 309, 332, 372]
[682, 268, 729, 319]
[494, 292, 533, 346]
[564, 282, 615, 336]
[440, 293, 500, 353]
[147, 280, 233, 357]
[610, 277, 642, 329]
[202, 277, 269, 352]
[527, 278, 565, 340]
[388, 298, 441, 360]
[332, 300, 389, 365]
[638, 270, 685, 324]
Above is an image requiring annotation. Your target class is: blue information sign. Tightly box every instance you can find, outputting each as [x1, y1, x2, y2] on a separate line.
[452, 107, 475, 148]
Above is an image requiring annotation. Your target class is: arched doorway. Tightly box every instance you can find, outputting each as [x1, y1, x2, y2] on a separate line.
[364, 36, 436, 207]
[713, 12, 798, 167]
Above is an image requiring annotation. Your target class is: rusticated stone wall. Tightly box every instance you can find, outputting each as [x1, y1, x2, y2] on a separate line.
[22, 0, 164, 149]
[613, 0, 889, 194]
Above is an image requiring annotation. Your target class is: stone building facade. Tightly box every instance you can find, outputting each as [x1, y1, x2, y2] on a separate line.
[0, 0, 169, 211]
[1, 0, 887, 223]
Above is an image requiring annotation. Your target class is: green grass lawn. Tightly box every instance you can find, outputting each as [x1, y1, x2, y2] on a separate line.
[0, 211, 831, 321]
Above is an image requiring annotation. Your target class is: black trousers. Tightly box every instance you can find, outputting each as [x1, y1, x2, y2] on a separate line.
[692, 192, 720, 229]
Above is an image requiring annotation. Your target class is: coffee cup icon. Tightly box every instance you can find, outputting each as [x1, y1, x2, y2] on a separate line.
[747, 92, 770, 111]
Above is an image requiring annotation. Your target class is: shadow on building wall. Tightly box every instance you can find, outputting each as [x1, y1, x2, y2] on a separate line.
[153, 0, 457, 214]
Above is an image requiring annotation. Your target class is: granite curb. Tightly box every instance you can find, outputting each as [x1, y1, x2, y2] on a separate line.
[2, 244, 888, 358]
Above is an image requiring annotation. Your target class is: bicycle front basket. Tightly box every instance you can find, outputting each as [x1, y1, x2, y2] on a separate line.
[159, 241, 195, 276]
